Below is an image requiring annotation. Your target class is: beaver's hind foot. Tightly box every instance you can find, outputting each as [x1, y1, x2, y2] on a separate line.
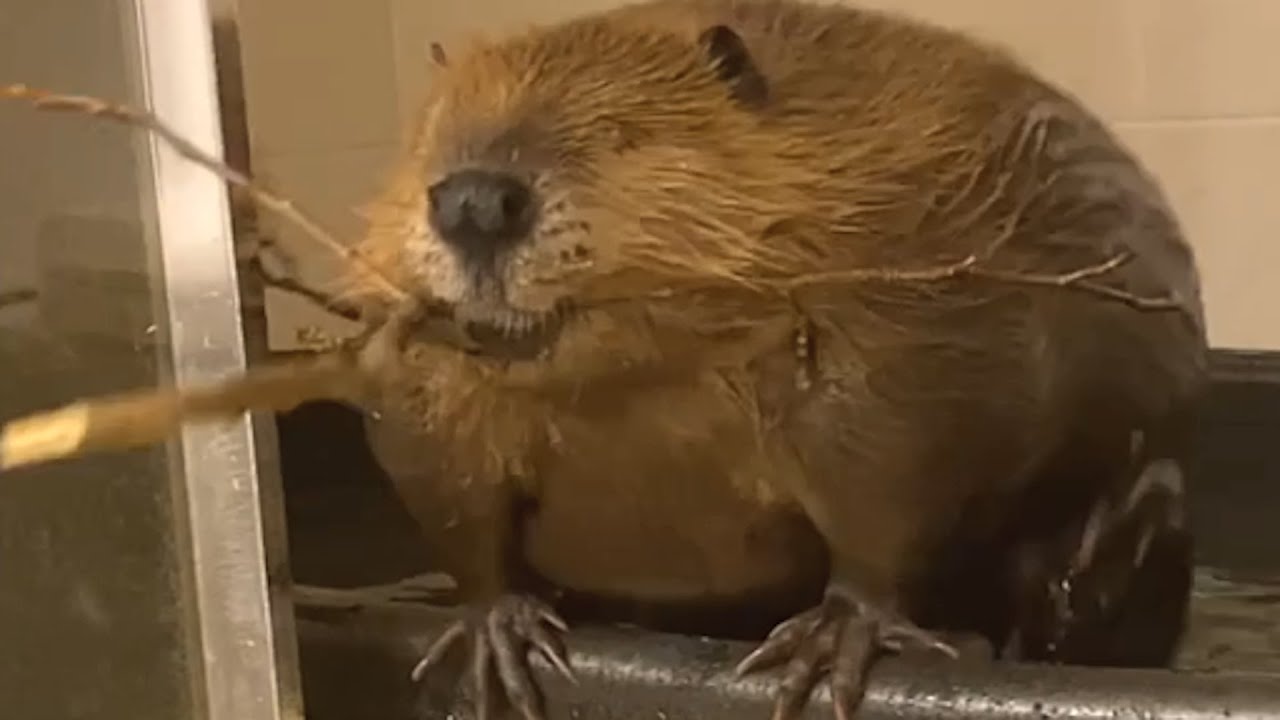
[410, 593, 575, 720]
[735, 584, 956, 720]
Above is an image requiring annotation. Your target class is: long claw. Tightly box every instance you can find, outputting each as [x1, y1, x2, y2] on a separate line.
[769, 623, 833, 720]
[491, 612, 543, 720]
[766, 611, 821, 642]
[885, 623, 958, 658]
[738, 588, 960, 720]
[735, 641, 791, 678]
[537, 605, 570, 633]
[408, 595, 571, 720]
[831, 619, 876, 720]
[472, 628, 495, 720]
[410, 620, 467, 682]
[529, 624, 577, 683]
[735, 611, 821, 677]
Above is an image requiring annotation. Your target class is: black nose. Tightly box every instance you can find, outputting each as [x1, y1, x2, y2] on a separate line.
[427, 170, 535, 258]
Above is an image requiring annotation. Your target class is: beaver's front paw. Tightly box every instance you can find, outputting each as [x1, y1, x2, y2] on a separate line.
[411, 593, 575, 720]
[735, 584, 956, 720]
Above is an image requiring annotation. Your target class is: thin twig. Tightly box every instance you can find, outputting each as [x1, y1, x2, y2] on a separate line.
[780, 217, 1022, 290]
[783, 245, 1182, 312]
[253, 260, 363, 321]
[970, 252, 1182, 311]
[245, 246, 363, 321]
[1066, 280, 1183, 311]
[784, 254, 981, 288]
[0, 288, 38, 310]
[1, 83, 408, 305]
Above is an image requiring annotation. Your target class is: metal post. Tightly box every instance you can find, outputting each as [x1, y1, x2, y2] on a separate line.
[127, 0, 303, 717]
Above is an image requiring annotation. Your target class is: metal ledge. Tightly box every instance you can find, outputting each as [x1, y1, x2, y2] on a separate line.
[293, 592, 1280, 720]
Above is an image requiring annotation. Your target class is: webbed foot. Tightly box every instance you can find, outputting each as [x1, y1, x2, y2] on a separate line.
[411, 594, 575, 720]
[1008, 456, 1190, 665]
[735, 586, 956, 720]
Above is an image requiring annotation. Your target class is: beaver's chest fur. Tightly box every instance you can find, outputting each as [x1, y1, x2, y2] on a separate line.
[366, 341, 829, 609]
[515, 372, 834, 633]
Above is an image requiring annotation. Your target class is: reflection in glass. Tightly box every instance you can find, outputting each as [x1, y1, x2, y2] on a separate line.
[0, 1, 201, 718]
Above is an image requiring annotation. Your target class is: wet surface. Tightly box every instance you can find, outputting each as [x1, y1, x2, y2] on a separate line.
[1182, 568, 1280, 675]
[292, 580, 1280, 720]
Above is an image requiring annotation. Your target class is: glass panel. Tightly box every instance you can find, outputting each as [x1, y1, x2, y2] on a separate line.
[0, 1, 203, 719]
[0, 0, 308, 717]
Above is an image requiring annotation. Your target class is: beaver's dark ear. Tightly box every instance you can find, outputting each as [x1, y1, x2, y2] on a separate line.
[697, 25, 768, 106]
[429, 41, 448, 68]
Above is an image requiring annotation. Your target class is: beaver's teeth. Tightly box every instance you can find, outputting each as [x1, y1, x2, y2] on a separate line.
[456, 302, 567, 345]
[496, 310, 515, 338]
[494, 309, 531, 338]
[507, 311, 538, 338]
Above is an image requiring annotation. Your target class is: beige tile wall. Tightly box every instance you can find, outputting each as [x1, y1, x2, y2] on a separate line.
[236, 0, 1280, 350]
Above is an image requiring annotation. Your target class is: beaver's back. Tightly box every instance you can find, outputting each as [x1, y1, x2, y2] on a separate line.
[593, 0, 1206, 423]
[601, 0, 1201, 320]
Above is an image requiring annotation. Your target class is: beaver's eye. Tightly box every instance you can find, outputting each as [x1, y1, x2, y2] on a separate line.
[600, 118, 641, 154]
[612, 126, 640, 153]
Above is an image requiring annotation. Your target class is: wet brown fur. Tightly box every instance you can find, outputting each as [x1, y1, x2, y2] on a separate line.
[339, 0, 1207, 652]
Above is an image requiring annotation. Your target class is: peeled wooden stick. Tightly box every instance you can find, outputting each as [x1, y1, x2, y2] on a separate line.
[0, 352, 364, 472]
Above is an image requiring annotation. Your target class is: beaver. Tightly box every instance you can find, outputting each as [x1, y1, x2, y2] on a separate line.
[336, 0, 1209, 718]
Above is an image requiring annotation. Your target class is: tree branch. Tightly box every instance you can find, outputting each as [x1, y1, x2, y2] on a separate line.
[969, 252, 1183, 311]
[2, 84, 1183, 318]
[0, 288, 38, 310]
[1, 83, 408, 306]
[245, 237, 363, 321]
[782, 242, 1183, 313]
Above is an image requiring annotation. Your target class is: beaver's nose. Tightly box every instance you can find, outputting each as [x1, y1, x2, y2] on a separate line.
[427, 170, 535, 258]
